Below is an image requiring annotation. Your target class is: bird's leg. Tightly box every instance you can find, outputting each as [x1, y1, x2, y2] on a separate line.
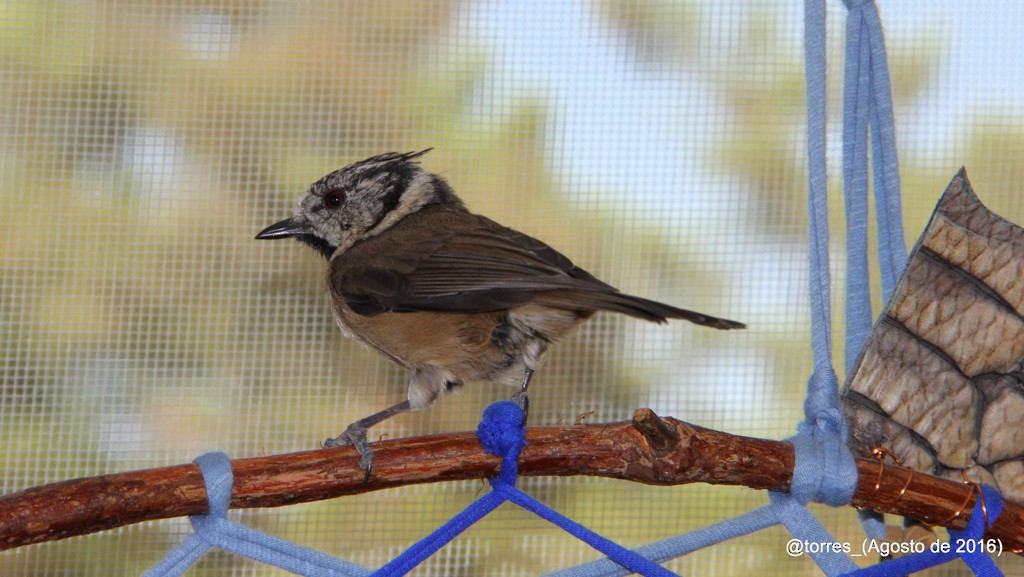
[323, 400, 412, 475]
[519, 368, 535, 394]
[510, 368, 534, 417]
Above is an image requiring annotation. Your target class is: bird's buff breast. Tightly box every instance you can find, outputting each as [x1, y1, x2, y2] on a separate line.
[331, 300, 514, 381]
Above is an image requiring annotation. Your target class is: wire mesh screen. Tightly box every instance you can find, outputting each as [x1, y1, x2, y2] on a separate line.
[2, 1, 1023, 575]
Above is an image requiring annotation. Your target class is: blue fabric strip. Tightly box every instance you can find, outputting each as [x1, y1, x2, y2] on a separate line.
[542, 507, 781, 577]
[371, 491, 506, 577]
[803, 0, 836, 380]
[506, 489, 680, 577]
[842, 0, 910, 544]
[842, 1, 875, 374]
[860, 1, 908, 297]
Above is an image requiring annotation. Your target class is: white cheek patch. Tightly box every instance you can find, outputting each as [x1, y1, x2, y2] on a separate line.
[363, 172, 435, 241]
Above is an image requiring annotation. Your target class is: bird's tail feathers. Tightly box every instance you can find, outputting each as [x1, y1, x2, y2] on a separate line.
[536, 291, 745, 330]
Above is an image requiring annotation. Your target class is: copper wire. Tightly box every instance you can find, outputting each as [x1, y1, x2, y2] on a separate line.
[857, 447, 913, 513]
[935, 470, 987, 527]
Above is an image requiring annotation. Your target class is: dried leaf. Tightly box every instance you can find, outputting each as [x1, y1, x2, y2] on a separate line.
[842, 168, 1024, 504]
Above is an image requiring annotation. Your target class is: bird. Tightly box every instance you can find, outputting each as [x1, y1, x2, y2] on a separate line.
[256, 149, 744, 471]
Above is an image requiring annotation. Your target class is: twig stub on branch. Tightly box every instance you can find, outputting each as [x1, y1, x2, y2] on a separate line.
[0, 411, 1021, 553]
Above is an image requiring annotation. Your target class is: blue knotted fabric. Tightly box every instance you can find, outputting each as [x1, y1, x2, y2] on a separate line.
[373, 400, 682, 577]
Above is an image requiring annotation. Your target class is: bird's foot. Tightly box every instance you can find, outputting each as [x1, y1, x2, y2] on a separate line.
[324, 422, 375, 478]
[509, 390, 530, 421]
[509, 368, 533, 418]
[322, 400, 412, 480]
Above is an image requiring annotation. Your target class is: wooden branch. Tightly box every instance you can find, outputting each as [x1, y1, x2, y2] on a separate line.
[1, 409, 1021, 554]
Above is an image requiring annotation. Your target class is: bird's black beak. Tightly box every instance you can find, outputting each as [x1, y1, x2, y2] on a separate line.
[255, 217, 309, 240]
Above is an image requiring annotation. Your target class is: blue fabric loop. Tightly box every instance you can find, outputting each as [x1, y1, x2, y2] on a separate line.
[841, 0, 911, 547]
[841, 4, 875, 374]
[788, 425, 856, 508]
[789, 370, 857, 510]
[841, 0, 909, 373]
[803, 0, 835, 380]
[194, 452, 233, 517]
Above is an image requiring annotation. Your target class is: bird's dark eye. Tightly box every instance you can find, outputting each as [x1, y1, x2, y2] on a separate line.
[323, 190, 345, 209]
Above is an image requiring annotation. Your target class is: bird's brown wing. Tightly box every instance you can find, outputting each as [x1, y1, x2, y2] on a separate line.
[333, 208, 607, 312]
[332, 207, 744, 329]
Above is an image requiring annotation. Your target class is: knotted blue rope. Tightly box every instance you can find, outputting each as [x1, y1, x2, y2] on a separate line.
[755, 2, 859, 575]
[795, 0, 858, 501]
[477, 399, 528, 484]
[841, 0, 910, 543]
[143, 452, 371, 577]
[840, 485, 1005, 577]
[374, 400, 682, 577]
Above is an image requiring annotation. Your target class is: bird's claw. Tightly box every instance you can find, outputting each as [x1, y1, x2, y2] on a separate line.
[324, 422, 375, 479]
[510, 390, 530, 421]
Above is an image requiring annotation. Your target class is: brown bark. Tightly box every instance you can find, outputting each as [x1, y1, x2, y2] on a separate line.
[1, 409, 1021, 553]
